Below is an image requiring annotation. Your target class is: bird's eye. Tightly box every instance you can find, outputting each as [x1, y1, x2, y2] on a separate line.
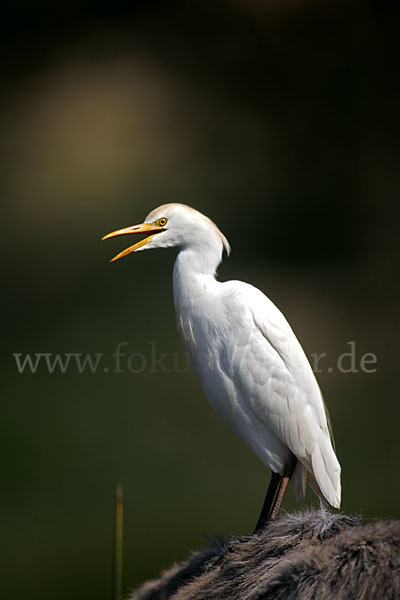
[157, 218, 168, 227]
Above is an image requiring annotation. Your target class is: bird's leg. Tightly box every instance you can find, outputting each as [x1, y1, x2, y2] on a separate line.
[254, 462, 296, 532]
[254, 471, 282, 532]
[269, 475, 291, 520]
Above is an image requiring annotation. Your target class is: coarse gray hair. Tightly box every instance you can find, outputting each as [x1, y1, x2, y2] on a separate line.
[129, 509, 400, 600]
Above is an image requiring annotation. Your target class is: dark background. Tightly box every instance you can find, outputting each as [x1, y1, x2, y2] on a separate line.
[1, 2, 399, 599]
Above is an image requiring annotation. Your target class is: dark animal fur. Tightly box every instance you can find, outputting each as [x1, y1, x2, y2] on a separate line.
[129, 509, 400, 600]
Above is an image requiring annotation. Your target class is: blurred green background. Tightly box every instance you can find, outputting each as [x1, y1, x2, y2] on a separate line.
[1, 2, 399, 599]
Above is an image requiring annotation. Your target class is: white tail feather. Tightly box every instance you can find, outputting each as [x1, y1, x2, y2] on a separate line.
[311, 439, 341, 509]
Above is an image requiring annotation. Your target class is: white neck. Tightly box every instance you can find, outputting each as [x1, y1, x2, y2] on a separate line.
[173, 242, 223, 306]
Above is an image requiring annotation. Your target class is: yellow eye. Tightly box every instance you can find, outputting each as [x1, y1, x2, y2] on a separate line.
[157, 217, 168, 227]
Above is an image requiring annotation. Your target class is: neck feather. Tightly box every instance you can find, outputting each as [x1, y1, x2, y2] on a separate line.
[175, 238, 223, 276]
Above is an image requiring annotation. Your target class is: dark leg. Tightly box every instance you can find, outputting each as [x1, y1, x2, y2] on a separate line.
[254, 471, 282, 532]
[254, 462, 296, 532]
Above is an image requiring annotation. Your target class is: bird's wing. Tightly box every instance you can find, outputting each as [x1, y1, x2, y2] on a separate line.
[221, 281, 341, 508]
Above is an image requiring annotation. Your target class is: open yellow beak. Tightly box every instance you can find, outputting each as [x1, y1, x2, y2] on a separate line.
[102, 223, 163, 262]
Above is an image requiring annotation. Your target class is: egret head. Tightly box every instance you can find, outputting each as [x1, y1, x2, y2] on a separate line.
[102, 203, 230, 262]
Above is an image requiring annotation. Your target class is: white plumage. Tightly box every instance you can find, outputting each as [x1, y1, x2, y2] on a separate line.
[103, 203, 341, 524]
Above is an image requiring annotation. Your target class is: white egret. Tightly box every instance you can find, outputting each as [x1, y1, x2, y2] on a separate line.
[103, 204, 341, 530]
